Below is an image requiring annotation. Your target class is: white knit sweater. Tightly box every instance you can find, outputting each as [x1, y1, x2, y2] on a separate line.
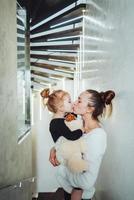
[56, 128, 107, 199]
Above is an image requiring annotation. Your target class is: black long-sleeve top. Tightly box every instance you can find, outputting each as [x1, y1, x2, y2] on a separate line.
[49, 118, 83, 143]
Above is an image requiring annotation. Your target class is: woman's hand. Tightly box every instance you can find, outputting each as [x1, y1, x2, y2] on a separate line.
[49, 147, 60, 166]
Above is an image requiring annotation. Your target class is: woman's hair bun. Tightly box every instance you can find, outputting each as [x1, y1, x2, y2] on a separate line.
[100, 90, 115, 105]
[40, 88, 50, 98]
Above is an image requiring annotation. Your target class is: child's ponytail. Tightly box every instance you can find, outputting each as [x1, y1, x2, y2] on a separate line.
[40, 88, 50, 99]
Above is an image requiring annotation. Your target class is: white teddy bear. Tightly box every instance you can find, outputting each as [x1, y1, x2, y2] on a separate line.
[55, 119, 89, 173]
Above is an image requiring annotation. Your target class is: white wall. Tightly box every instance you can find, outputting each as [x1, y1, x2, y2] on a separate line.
[32, 80, 74, 192]
[32, 1, 134, 199]
[32, 91, 58, 192]
[83, 1, 134, 200]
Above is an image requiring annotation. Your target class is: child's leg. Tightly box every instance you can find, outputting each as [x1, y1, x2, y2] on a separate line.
[71, 188, 83, 200]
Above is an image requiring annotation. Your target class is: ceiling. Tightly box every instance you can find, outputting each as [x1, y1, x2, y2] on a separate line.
[18, 0, 77, 24]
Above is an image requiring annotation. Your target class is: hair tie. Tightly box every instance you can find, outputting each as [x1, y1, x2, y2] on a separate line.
[40, 88, 50, 98]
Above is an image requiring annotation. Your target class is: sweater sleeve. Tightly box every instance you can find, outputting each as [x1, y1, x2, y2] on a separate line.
[50, 119, 83, 142]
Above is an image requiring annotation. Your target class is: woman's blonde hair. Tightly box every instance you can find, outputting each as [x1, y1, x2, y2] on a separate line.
[40, 88, 69, 113]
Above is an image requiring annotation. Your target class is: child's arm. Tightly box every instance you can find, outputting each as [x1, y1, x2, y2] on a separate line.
[50, 119, 83, 142]
[59, 120, 83, 140]
[65, 119, 83, 132]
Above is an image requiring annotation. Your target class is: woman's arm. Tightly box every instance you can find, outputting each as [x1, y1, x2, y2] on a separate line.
[49, 147, 60, 166]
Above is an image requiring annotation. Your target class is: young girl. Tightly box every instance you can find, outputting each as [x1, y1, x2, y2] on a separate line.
[40, 88, 85, 200]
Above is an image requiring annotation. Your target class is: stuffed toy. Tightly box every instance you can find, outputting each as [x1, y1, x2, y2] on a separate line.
[55, 113, 89, 173]
[64, 112, 83, 131]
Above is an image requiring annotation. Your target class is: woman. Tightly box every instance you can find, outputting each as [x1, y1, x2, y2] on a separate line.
[49, 89, 115, 200]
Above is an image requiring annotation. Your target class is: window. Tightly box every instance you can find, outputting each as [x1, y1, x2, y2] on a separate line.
[17, 2, 31, 140]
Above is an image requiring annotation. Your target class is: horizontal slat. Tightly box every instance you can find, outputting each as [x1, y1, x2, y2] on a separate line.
[17, 24, 25, 31]
[48, 49, 79, 52]
[30, 50, 77, 57]
[31, 57, 75, 63]
[31, 78, 57, 85]
[30, 44, 79, 51]
[31, 81, 55, 88]
[30, 22, 82, 39]
[17, 50, 25, 55]
[30, 40, 79, 47]
[17, 33, 25, 39]
[50, 16, 82, 29]
[30, 54, 76, 62]
[49, 8, 84, 29]
[30, 29, 82, 42]
[29, 1, 86, 85]
[17, 42, 25, 47]
[31, 58, 76, 69]
[30, 7, 84, 35]
[17, 15, 25, 24]
[31, 57, 75, 66]
[31, 74, 61, 83]
[47, 35, 80, 42]
[30, 0, 86, 31]
[31, 63, 75, 71]
[31, 35, 80, 43]
[17, 65, 25, 70]
[32, 71, 72, 81]
[17, 63, 25, 68]
[17, 57, 25, 62]
[17, 29, 25, 35]
[17, 54, 25, 59]
[31, 66, 73, 78]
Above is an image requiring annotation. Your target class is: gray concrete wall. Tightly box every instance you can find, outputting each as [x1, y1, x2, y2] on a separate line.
[82, 0, 134, 200]
[0, 179, 33, 200]
[0, 0, 32, 188]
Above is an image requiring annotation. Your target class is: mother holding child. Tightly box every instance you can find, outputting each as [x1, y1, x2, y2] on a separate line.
[41, 88, 115, 200]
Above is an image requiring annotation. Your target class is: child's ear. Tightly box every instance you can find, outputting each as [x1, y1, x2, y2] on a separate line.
[58, 104, 64, 112]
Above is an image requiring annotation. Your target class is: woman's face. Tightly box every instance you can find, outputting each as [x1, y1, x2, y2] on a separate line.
[73, 91, 91, 115]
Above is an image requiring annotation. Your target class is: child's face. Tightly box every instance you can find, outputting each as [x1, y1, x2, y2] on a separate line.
[63, 94, 73, 113]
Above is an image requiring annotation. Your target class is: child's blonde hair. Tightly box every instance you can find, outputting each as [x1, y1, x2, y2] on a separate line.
[40, 88, 69, 113]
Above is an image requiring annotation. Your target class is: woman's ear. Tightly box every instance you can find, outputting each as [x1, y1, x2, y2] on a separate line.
[87, 106, 94, 114]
